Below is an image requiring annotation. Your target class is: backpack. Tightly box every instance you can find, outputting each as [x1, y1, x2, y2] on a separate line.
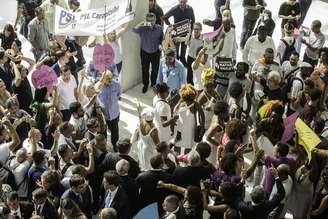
[0, 156, 20, 190]
[280, 38, 296, 65]
[282, 74, 304, 101]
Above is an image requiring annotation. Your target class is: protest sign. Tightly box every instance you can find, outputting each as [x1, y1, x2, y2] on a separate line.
[171, 19, 191, 37]
[281, 112, 298, 143]
[31, 65, 58, 94]
[93, 44, 116, 73]
[215, 57, 234, 73]
[133, 203, 159, 219]
[295, 118, 321, 160]
[54, 0, 134, 36]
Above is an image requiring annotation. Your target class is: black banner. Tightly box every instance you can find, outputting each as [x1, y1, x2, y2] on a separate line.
[171, 19, 191, 37]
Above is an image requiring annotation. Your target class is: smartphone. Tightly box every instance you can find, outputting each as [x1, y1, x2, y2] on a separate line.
[144, 22, 152, 26]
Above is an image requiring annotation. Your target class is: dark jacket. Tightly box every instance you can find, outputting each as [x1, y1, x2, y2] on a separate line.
[37, 199, 60, 219]
[103, 186, 131, 219]
[120, 175, 138, 216]
[136, 170, 174, 214]
[238, 177, 286, 219]
[61, 186, 93, 219]
[173, 166, 211, 188]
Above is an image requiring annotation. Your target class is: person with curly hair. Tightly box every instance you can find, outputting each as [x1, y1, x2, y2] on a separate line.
[198, 67, 221, 130]
[174, 84, 205, 154]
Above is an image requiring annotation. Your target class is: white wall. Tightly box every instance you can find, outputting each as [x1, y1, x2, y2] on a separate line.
[120, 0, 148, 91]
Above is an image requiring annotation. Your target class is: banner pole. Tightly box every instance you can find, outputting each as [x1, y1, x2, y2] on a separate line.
[104, 4, 107, 35]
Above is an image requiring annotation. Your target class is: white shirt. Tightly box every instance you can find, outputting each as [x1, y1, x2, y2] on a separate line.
[22, 139, 43, 154]
[60, 159, 75, 188]
[69, 116, 87, 137]
[57, 76, 77, 110]
[243, 35, 276, 66]
[192, 60, 211, 91]
[108, 41, 122, 64]
[276, 36, 295, 64]
[10, 206, 22, 218]
[105, 187, 119, 207]
[270, 175, 293, 204]
[281, 61, 300, 81]
[290, 71, 304, 99]
[0, 142, 11, 164]
[9, 159, 30, 198]
[187, 36, 203, 58]
[153, 97, 172, 142]
[216, 28, 237, 60]
[305, 31, 325, 60]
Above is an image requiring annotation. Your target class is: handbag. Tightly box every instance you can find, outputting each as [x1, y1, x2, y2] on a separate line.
[193, 103, 205, 142]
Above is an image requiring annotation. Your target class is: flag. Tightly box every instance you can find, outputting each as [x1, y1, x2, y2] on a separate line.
[295, 118, 321, 160]
[281, 112, 298, 143]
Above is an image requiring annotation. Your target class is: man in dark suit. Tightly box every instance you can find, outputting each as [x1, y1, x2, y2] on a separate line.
[173, 150, 211, 188]
[99, 138, 140, 179]
[6, 192, 34, 219]
[61, 174, 93, 219]
[136, 154, 174, 215]
[103, 171, 130, 219]
[115, 159, 138, 216]
[32, 188, 59, 219]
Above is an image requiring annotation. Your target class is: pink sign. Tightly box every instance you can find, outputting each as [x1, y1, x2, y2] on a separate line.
[93, 44, 115, 73]
[31, 65, 58, 94]
[281, 112, 299, 143]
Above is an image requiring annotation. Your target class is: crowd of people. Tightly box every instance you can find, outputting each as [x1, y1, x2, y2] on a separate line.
[0, 0, 327, 218]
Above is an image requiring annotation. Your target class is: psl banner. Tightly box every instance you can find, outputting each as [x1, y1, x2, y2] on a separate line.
[54, 0, 134, 36]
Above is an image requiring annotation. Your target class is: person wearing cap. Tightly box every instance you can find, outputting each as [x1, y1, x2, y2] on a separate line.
[157, 49, 187, 92]
[96, 70, 121, 151]
[131, 108, 159, 171]
[290, 61, 313, 106]
[132, 12, 163, 93]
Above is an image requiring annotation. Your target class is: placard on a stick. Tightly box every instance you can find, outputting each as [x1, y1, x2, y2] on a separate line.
[171, 19, 191, 37]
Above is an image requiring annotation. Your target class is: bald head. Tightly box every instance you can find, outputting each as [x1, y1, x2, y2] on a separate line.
[115, 159, 130, 176]
[100, 208, 117, 219]
[277, 164, 290, 180]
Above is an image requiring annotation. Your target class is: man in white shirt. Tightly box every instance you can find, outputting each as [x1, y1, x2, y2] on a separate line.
[186, 22, 204, 84]
[57, 64, 78, 121]
[251, 48, 281, 95]
[290, 62, 313, 101]
[69, 102, 87, 140]
[214, 18, 237, 62]
[302, 20, 326, 67]
[281, 51, 300, 81]
[243, 25, 276, 66]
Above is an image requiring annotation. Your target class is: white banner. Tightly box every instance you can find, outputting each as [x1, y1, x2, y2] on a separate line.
[54, 0, 134, 36]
